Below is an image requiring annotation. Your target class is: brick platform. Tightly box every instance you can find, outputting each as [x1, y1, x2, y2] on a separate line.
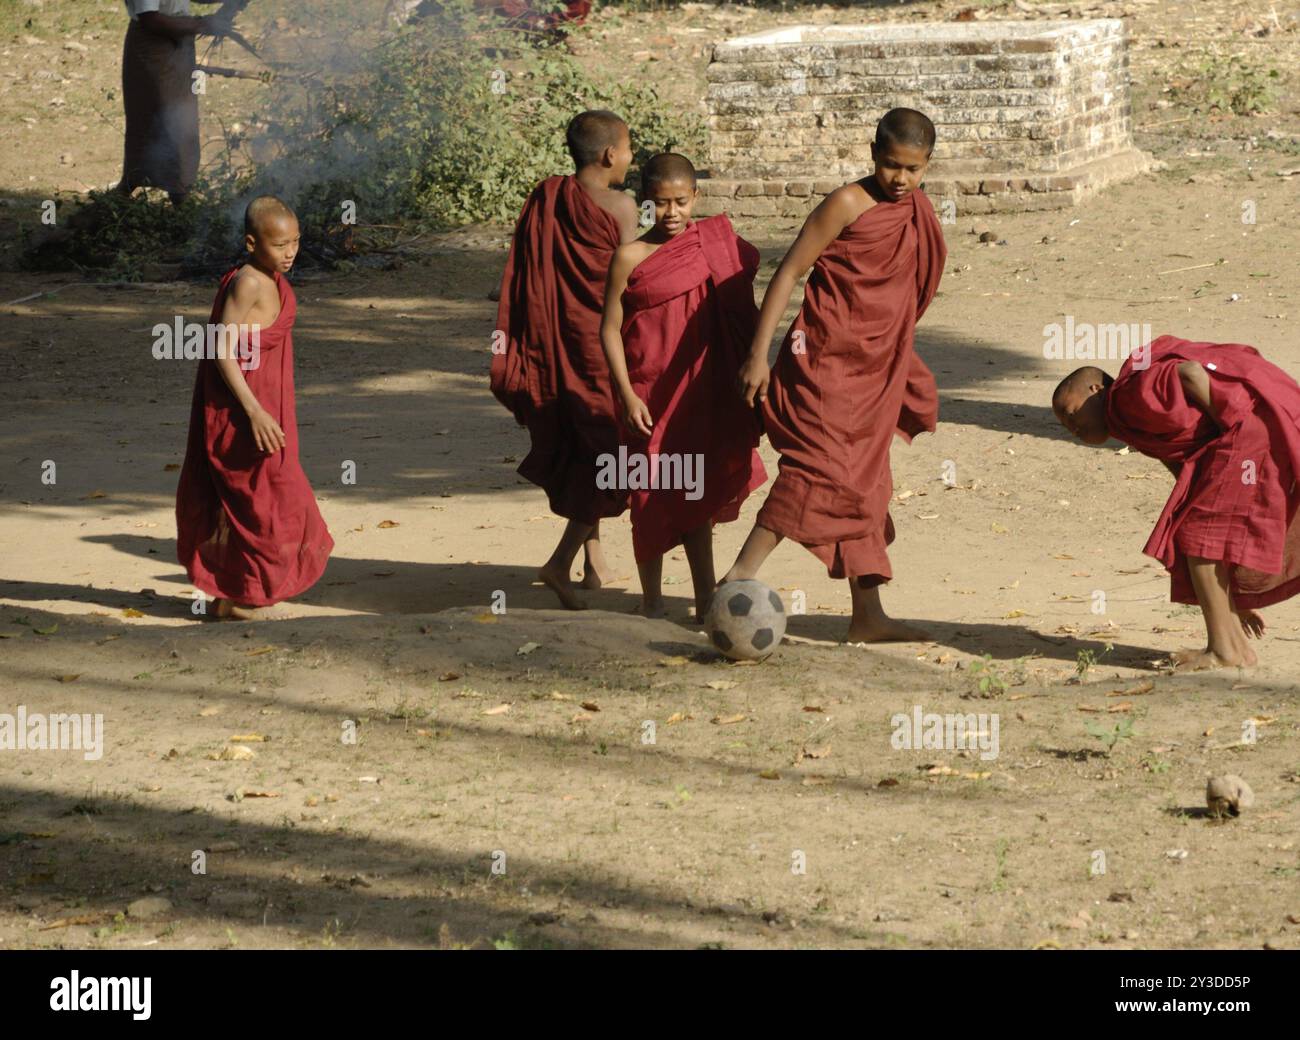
[699, 20, 1153, 218]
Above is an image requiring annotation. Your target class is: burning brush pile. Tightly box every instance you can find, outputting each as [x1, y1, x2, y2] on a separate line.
[20, 0, 701, 282]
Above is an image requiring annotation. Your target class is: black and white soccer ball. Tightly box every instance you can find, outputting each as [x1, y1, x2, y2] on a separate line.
[705, 579, 786, 661]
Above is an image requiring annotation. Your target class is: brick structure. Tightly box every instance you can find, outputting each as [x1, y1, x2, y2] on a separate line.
[700, 20, 1152, 218]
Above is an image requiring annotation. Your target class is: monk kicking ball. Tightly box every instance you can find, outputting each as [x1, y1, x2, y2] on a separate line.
[1053, 335, 1300, 671]
[599, 152, 766, 619]
[490, 110, 641, 609]
[721, 107, 947, 643]
[176, 195, 334, 619]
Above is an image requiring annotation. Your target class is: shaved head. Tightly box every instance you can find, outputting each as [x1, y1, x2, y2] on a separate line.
[244, 195, 296, 237]
[876, 107, 937, 156]
[566, 110, 628, 168]
[1052, 366, 1112, 410]
[640, 152, 697, 196]
[1053, 365, 1114, 444]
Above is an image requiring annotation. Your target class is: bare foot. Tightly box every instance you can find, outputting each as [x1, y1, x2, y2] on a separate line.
[536, 566, 586, 610]
[579, 566, 613, 590]
[1235, 608, 1265, 638]
[1169, 644, 1255, 672]
[634, 599, 667, 619]
[212, 598, 259, 621]
[844, 617, 931, 643]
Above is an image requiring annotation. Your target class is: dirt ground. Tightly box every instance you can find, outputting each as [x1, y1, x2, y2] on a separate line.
[1, 0, 1298, 949]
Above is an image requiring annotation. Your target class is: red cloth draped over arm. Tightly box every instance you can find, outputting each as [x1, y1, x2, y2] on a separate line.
[490, 174, 628, 523]
[617, 215, 767, 562]
[176, 267, 333, 606]
[1107, 334, 1300, 608]
[757, 188, 946, 581]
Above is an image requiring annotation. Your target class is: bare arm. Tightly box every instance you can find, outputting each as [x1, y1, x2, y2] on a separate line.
[600, 246, 652, 437]
[737, 185, 867, 405]
[1160, 359, 1228, 477]
[215, 273, 286, 453]
[1177, 361, 1222, 425]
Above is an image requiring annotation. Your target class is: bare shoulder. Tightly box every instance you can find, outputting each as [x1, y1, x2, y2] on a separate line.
[824, 181, 874, 220]
[225, 265, 279, 323]
[587, 184, 631, 219]
[791, 181, 873, 249]
[592, 186, 637, 219]
[613, 238, 654, 270]
[232, 265, 273, 302]
[596, 188, 640, 240]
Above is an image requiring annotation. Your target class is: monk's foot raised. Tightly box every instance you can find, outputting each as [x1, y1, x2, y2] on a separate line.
[718, 568, 753, 587]
[1168, 645, 1254, 672]
[212, 598, 259, 621]
[844, 617, 931, 644]
[1234, 608, 1266, 639]
[536, 566, 587, 611]
[579, 566, 614, 590]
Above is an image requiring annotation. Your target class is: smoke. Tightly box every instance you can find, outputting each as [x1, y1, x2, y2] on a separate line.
[197, 0, 415, 265]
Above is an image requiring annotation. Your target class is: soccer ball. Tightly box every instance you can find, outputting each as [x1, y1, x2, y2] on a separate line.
[706, 579, 786, 661]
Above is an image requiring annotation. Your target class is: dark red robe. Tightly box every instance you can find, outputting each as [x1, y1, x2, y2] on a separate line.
[491, 174, 628, 523]
[176, 267, 333, 606]
[758, 187, 946, 581]
[1107, 335, 1300, 609]
[618, 215, 767, 562]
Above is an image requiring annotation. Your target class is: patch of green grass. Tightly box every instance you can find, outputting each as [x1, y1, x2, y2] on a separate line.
[92, 912, 131, 941]
[1087, 717, 1136, 757]
[1075, 643, 1113, 681]
[1172, 51, 1284, 116]
[967, 654, 1008, 697]
[493, 929, 556, 950]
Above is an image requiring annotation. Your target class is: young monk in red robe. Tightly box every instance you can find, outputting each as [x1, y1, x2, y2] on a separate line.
[721, 108, 947, 643]
[1053, 335, 1300, 671]
[176, 195, 333, 618]
[491, 110, 640, 609]
[599, 153, 767, 618]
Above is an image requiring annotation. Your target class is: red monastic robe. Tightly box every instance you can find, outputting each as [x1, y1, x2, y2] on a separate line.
[1107, 335, 1300, 609]
[176, 267, 333, 606]
[758, 187, 946, 581]
[490, 174, 628, 523]
[618, 215, 767, 562]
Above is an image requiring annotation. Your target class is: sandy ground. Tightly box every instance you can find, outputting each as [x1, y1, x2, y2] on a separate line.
[1, 0, 1298, 949]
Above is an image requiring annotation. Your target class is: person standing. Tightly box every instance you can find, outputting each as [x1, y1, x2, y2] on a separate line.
[119, 1, 235, 203]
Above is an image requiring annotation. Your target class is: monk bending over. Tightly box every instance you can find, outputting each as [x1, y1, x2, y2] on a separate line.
[1053, 335, 1300, 671]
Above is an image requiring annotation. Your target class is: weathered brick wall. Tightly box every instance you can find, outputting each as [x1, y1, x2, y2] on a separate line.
[701, 20, 1150, 216]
